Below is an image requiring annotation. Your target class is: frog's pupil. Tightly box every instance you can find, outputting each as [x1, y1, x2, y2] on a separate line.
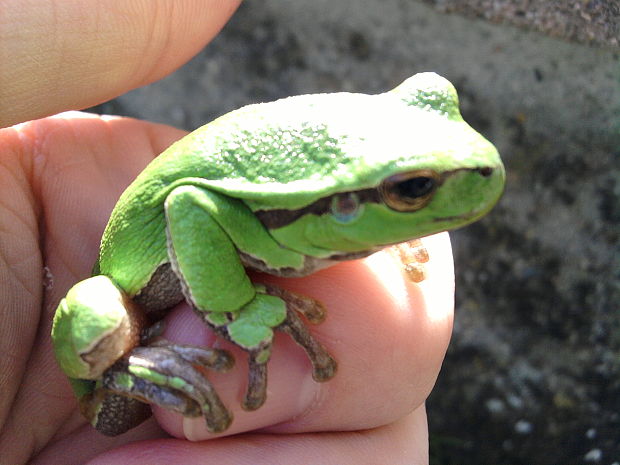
[397, 177, 435, 199]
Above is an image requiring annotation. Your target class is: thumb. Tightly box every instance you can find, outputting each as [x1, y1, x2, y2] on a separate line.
[0, 0, 241, 127]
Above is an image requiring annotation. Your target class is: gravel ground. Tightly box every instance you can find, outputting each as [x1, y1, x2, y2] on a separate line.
[421, 0, 620, 48]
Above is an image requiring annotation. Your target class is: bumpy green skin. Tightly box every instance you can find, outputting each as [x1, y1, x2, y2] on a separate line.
[51, 72, 505, 435]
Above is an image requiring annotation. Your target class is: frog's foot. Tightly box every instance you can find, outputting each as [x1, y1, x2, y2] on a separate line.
[387, 238, 429, 283]
[204, 287, 337, 411]
[102, 342, 234, 433]
[242, 300, 337, 411]
[262, 284, 337, 382]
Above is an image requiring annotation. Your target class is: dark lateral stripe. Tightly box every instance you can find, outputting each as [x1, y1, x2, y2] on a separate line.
[255, 187, 382, 229]
[254, 167, 496, 229]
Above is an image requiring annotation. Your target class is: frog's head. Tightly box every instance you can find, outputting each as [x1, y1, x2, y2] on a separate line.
[52, 275, 143, 380]
[259, 73, 505, 256]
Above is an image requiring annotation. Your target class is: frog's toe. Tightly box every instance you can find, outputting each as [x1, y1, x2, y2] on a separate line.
[264, 284, 327, 323]
[242, 350, 269, 411]
[387, 238, 429, 283]
[241, 342, 275, 411]
[102, 361, 203, 417]
[197, 290, 337, 413]
[148, 340, 235, 372]
[236, 288, 336, 403]
[278, 306, 337, 382]
[309, 353, 338, 382]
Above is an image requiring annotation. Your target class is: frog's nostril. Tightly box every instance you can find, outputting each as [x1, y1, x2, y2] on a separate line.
[478, 167, 493, 177]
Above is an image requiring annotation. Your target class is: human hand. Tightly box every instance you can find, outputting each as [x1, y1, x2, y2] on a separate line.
[0, 2, 453, 464]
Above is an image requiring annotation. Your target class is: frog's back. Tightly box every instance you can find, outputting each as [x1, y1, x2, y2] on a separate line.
[136, 91, 388, 201]
[98, 93, 373, 292]
[113, 71, 469, 214]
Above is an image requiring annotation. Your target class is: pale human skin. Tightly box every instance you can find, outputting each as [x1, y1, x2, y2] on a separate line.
[0, 1, 454, 464]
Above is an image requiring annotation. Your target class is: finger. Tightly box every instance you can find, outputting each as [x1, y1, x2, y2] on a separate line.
[85, 405, 429, 465]
[30, 419, 167, 465]
[158, 233, 454, 440]
[0, 0, 241, 127]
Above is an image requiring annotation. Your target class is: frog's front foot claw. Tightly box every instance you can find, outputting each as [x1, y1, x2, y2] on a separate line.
[278, 306, 337, 382]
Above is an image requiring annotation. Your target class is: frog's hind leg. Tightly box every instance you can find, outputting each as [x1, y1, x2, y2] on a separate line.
[79, 388, 153, 437]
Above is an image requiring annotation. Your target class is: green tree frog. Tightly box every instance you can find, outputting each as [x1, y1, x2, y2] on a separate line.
[51, 72, 505, 436]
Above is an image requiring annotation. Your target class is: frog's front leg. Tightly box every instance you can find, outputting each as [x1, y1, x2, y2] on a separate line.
[240, 286, 338, 409]
[203, 287, 337, 410]
[164, 185, 336, 410]
[387, 238, 430, 283]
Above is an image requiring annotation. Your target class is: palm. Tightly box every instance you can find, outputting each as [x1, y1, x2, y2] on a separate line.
[0, 114, 186, 463]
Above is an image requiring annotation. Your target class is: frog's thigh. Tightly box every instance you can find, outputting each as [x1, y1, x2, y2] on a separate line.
[164, 185, 255, 312]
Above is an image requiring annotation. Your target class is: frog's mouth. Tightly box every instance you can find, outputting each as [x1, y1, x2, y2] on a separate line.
[432, 208, 486, 224]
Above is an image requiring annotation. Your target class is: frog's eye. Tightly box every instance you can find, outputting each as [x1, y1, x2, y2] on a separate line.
[379, 170, 441, 212]
[331, 192, 362, 223]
